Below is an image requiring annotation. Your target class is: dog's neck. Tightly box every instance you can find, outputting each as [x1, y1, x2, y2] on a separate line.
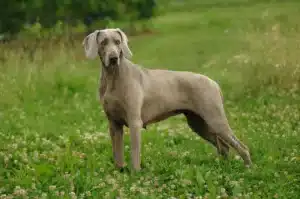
[99, 57, 130, 101]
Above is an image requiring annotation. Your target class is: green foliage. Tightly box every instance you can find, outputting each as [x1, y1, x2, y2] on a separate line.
[0, 0, 157, 37]
[0, 0, 26, 35]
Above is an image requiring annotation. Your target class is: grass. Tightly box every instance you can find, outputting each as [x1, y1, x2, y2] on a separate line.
[1, 1, 300, 198]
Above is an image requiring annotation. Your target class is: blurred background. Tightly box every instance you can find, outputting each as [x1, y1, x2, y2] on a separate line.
[0, 0, 159, 40]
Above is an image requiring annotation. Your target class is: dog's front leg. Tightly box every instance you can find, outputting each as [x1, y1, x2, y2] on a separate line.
[128, 118, 143, 171]
[109, 120, 124, 168]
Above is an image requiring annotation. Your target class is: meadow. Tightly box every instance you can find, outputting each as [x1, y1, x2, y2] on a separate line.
[0, 1, 300, 198]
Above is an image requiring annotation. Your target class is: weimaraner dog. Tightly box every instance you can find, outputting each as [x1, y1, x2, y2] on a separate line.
[82, 28, 252, 171]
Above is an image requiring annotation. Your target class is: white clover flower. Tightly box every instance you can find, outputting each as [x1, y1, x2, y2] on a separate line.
[41, 193, 48, 199]
[86, 191, 91, 197]
[49, 185, 56, 191]
[70, 192, 77, 199]
[13, 186, 27, 197]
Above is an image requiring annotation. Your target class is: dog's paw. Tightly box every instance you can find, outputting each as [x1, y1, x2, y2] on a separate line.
[119, 166, 130, 173]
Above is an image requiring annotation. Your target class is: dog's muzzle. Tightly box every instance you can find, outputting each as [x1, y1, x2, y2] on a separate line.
[109, 56, 118, 65]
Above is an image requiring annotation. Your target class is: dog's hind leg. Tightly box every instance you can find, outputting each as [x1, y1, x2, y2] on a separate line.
[184, 111, 229, 157]
[198, 105, 252, 167]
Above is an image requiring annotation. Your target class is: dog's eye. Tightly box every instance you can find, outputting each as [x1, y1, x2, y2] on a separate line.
[115, 40, 121, 45]
[101, 39, 108, 46]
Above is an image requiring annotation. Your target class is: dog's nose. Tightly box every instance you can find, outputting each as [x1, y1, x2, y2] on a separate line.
[109, 56, 118, 65]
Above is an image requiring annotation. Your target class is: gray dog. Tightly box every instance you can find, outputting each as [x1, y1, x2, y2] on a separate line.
[82, 28, 252, 171]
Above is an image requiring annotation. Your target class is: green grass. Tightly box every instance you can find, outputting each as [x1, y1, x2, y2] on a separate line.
[1, 1, 300, 199]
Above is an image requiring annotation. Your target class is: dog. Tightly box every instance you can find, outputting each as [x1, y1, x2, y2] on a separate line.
[82, 28, 252, 171]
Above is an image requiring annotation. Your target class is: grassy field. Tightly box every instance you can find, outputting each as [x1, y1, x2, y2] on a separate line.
[1, 1, 300, 199]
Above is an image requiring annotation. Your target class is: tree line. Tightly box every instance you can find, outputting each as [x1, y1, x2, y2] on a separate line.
[0, 0, 157, 36]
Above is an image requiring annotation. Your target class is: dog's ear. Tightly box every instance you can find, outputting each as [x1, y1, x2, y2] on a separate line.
[115, 28, 133, 59]
[82, 30, 101, 59]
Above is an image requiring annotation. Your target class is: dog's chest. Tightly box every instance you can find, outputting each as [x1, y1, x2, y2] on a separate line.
[102, 94, 127, 123]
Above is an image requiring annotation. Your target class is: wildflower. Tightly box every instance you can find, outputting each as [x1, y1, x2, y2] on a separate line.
[70, 192, 77, 199]
[220, 187, 226, 194]
[130, 185, 137, 192]
[0, 194, 6, 199]
[99, 182, 105, 188]
[86, 191, 91, 197]
[3, 195, 14, 199]
[141, 190, 148, 196]
[49, 185, 56, 191]
[104, 192, 110, 198]
[13, 186, 27, 197]
[64, 172, 71, 179]
[144, 181, 150, 186]
[41, 193, 48, 199]
[107, 178, 116, 185]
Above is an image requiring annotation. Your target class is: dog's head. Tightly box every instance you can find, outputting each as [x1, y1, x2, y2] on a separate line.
[82, 28, 132, 67]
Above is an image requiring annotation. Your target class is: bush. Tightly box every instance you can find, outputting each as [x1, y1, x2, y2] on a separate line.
[0, 0, 157, 38]
[0, 0, 26, 35]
